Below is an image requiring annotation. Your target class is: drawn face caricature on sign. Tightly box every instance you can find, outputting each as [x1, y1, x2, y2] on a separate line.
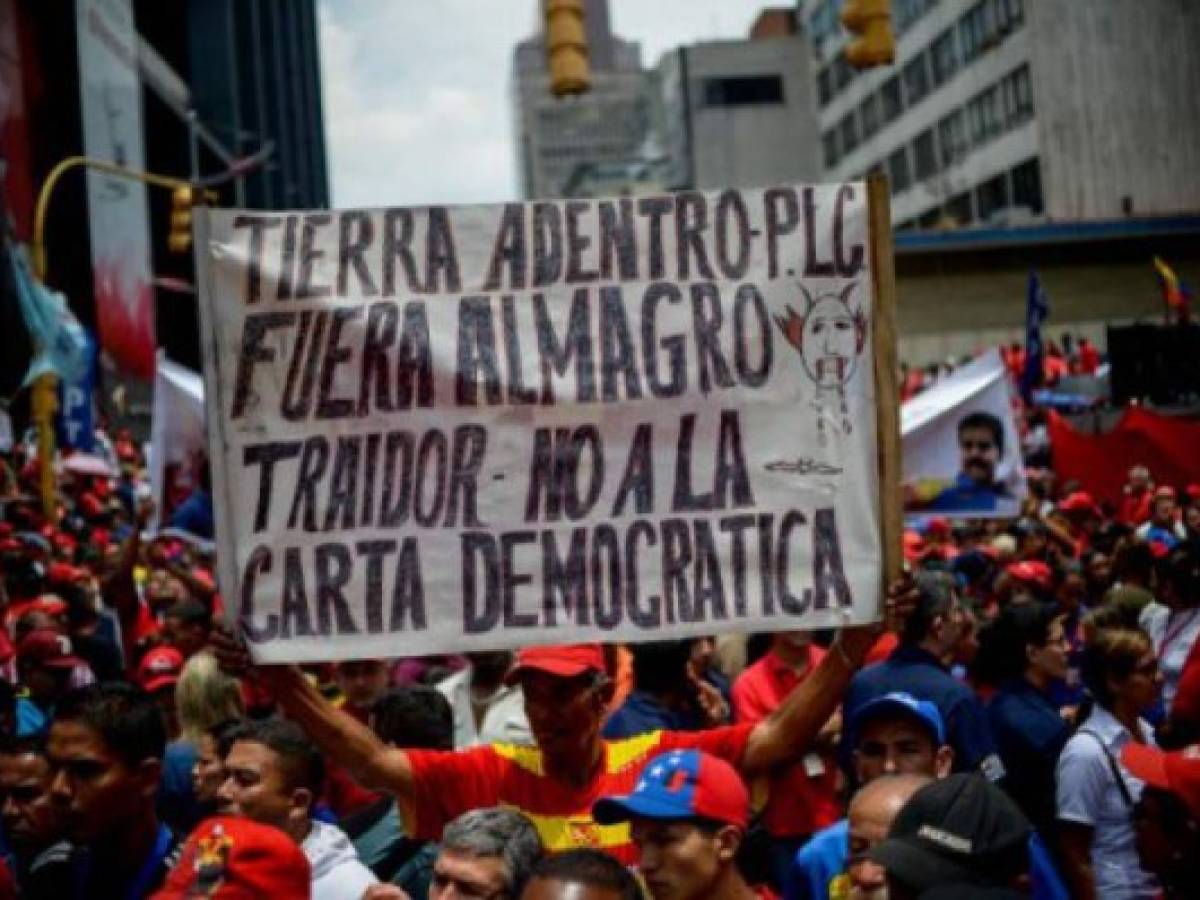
[775, 283, 868, 446]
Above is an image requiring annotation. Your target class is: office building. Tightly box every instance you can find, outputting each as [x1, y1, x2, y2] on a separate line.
[511, 0, 649, 199]
[800, 0, 1200, 229]
[654, 15, 820, 191]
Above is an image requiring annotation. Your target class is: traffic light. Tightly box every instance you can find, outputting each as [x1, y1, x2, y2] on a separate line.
[841, 0, 895, 69]
[545, 0, 590, 96]
[168, 185, 194, 255]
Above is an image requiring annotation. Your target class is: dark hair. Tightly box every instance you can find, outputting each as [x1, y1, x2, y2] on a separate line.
[164, 599, 212, 631]
[630, 640, 693, 695]
[224, 717, 324, 797]
[0, 679, 15, 733]
[1155, 539, 1200, 601]
[529, 849, 645, 899]
[372, 687, 453, 750]
[958, 411, 1004, 456]
[0, 733, 47, 756]
[901, 571, 958, 645]
[207, 718, 243, 754]
[54, 682, 167, 768]
[1113, 539, 1155, 584]
[974, 602, 1060, 684]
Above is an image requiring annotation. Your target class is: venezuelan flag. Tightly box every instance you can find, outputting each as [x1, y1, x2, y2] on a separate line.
[1154, 256, 1190, 311]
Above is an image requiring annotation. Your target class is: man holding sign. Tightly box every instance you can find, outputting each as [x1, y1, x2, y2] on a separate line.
[199, 179, 906, 863]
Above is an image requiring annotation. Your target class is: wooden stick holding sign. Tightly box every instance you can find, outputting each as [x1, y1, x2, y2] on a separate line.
[866, 172, 904, 593]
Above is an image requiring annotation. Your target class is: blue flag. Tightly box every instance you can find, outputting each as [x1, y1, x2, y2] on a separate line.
[9, 245, 89, 388]
[1021, 271, 1049, 403]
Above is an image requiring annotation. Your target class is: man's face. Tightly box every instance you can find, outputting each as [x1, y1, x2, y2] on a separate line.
[847, 802, 892, 900]
[335, 660, 389, 710]
[430, 847, 509, 900]
[853, 717, 948, 784]
[958, 424, 999, 486]
[0, 752, 64, 850]
[1129, 468, 1150, 492]
[520, 671, 607, 766]
[216, 740, 295, 833]
[1153, 497, 1176, 525]
[47, 719, 154, 844]
[521, 877, 625, 900]
[632, 819, 732, 900]
[192, 733, 225, 805]
[146, 569, 188, 613]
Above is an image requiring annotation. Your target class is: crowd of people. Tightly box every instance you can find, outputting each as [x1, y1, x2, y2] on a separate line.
[0, 339, 1196, 900]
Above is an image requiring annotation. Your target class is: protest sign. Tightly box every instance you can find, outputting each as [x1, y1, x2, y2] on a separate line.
[902, 349, 1026, 518]
[196, 180, 899, 662]
[149, 354, 207, 528]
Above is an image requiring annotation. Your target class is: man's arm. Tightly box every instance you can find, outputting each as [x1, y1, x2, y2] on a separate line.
[740, 577, 915, 774]
[259, 665, 415, 797]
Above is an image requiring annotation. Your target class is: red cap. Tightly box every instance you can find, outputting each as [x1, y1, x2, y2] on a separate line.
[1186, 484, 1200, 502]
[925, 517, 951, 539]
[17, 629, 83, 670]
[1060, 491, 1101, 517]
[152, 816, 311, 899]
[506, 644, 605, 684]
[78, 493, 104, 519]
[138, 646, 184, 693]
[47, 562, 88, 585]
[1121, 743, 1200, 821]
[27, 595, 68, 618]
[0, 523, 12, 538]
[903, 531, 930, 564]
[1006, 561, 1053, 592]
[1154, 485, 1178, 501]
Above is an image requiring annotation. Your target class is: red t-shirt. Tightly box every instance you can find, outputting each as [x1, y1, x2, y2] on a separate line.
[404, 725, 753, 864]
[732, 648, 840, 838]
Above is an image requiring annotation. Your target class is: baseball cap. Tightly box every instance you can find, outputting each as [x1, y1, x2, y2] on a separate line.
[592, 750, 749, 829]
[1004, 560, 1053, 593]
[506, 644, 606, 684]
[1154, 485, 1177, 500]
[1121, 742, 1200, 820]
[17, 629, 84, 670]
[868, 774, 1031, 892]
[848, 692, 946, 749]
[152, 816, 311, 899]
[139, 646, 184, 693]
[1059, 491, 1100, 517]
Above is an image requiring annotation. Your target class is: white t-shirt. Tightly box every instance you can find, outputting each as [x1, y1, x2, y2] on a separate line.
[1139, 602, 1200, 710]
[1056, 706, 1158, 900]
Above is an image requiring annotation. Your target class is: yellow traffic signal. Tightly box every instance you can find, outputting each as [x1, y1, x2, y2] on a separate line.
[545, 0, 590, 96]
[841, 0, 895, 69]
[168, 185, 194, 255]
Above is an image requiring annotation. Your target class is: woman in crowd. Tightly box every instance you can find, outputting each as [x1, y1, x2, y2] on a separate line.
[159, 651, 245, 833]
[1056, 622, 1162, 900]
[985, 602, 1072, 838]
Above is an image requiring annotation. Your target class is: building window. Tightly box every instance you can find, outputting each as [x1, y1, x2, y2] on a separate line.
[888, 147, 912, 193]
[1011, 157, 1043, 213]
[807, 0, 841, 48]
[702, 75, 784, 106]
[945, 191, 974, 225]
[913, 129, 939, 181]
[840, 112, 860, 155]
[930, 28, 958, 87]
[894, 0, 937, 34]
[976, 173, 1010, 221]
[880, 75, 904, 124]
[903, 53, 931, 106]
[959, 0, 1023, 63]
[1001, 64, 1034, 127]
[833, 52, 855, 92]
[937, 108, 968, 166]
[823, 130, 841, 169]
[860, 94, 880, 140]
[817, 67, 833, 106]
[967, 85, 1002, 146]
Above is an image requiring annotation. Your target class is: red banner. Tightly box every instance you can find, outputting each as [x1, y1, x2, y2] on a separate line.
[1048, 408, 1200, 505]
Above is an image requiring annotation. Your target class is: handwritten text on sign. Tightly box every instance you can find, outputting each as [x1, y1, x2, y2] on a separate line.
[198, 185, 883, 662]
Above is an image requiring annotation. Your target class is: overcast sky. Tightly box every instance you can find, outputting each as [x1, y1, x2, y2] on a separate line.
[318, 0, 776, 208]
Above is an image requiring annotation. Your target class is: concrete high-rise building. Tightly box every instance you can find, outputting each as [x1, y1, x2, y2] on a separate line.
[799, 0, 1200, 229]
[510, 0, 649, 199]
[654, 16, 820, 191]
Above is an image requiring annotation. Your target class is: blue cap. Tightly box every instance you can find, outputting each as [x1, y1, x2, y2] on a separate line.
[592, 749, 749, 828]
[849, 692, 945, 747]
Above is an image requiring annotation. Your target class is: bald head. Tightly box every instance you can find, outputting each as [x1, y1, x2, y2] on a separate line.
[848, 775, 932, 899]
